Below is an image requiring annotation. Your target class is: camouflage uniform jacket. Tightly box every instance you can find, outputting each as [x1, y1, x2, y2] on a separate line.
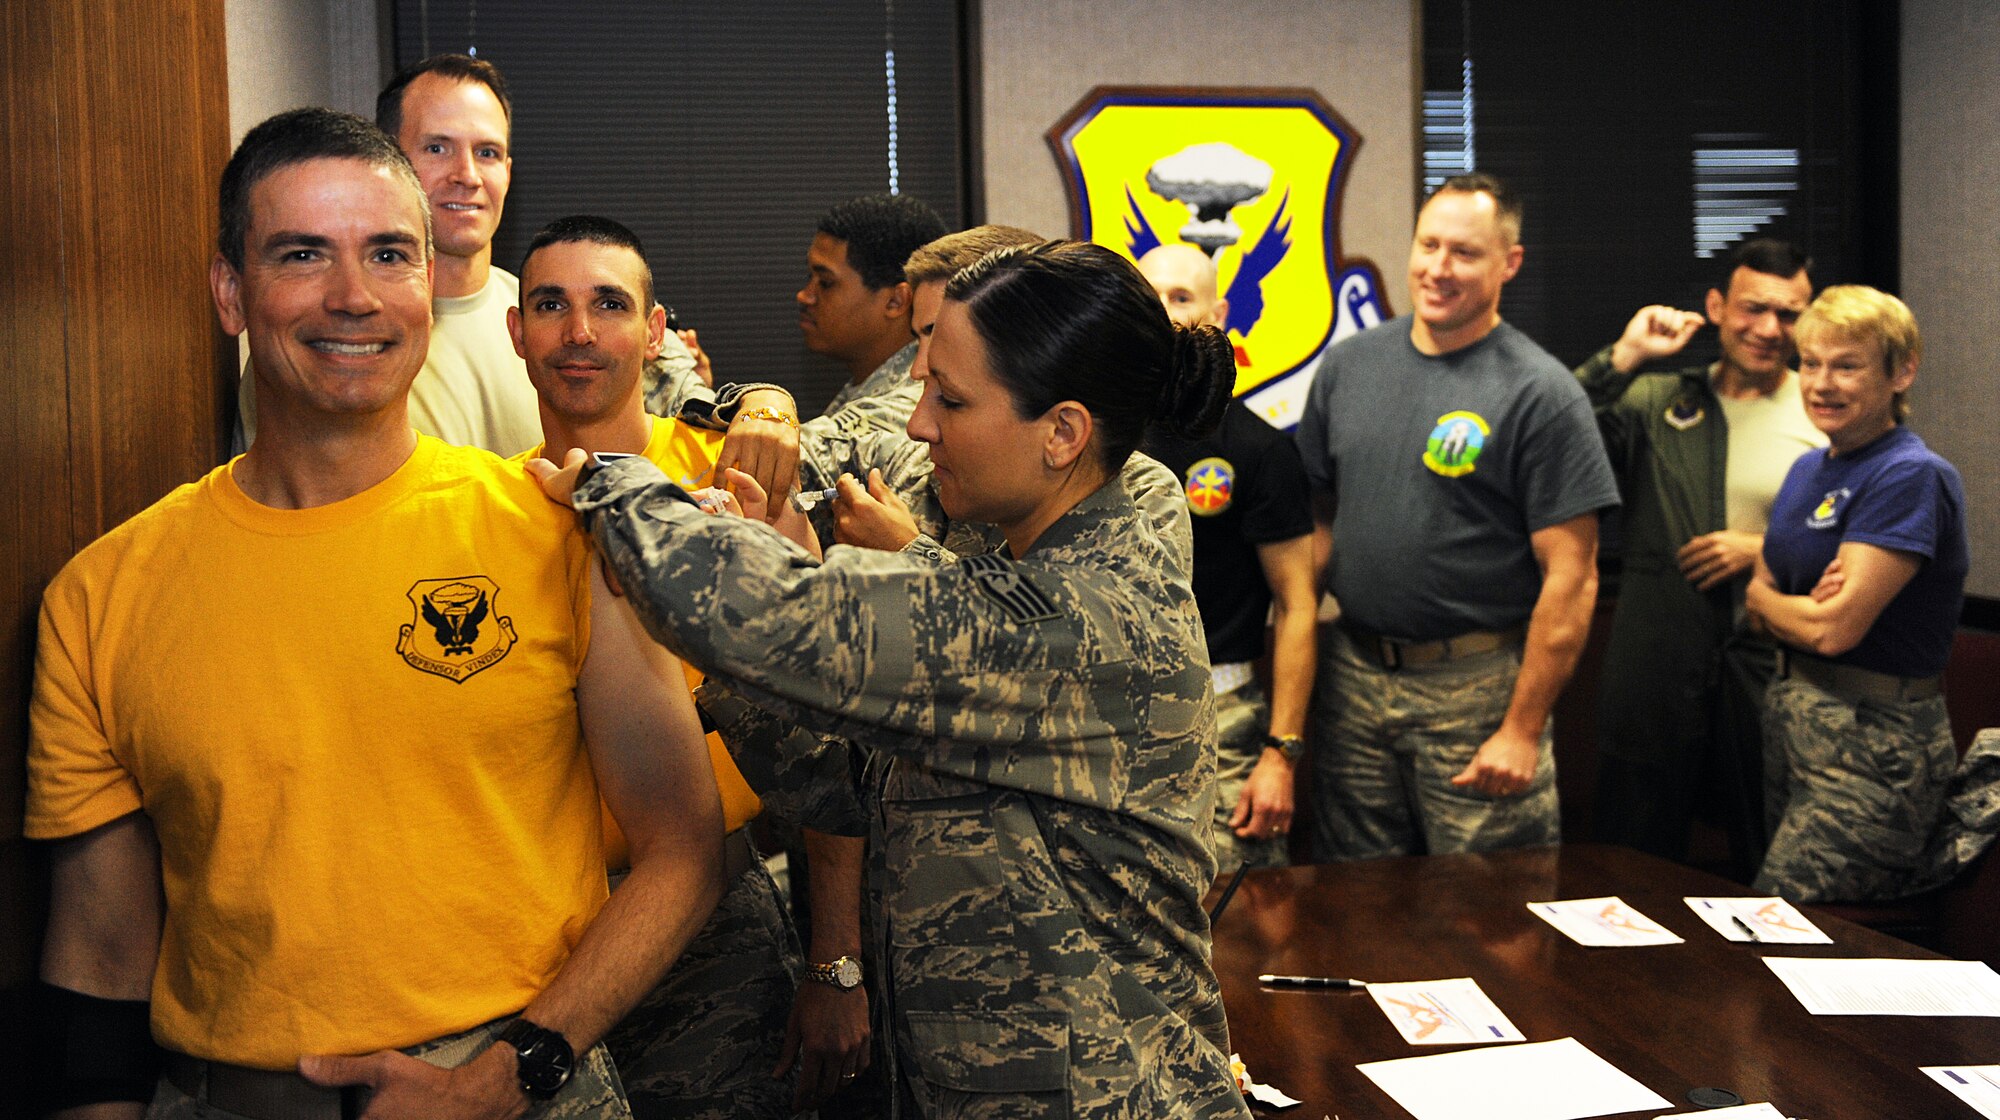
[575, 462, 1246, 1118]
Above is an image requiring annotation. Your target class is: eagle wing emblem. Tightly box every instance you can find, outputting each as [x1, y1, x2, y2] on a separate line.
[1123, 184, 1162, 261]
[1223, 188, 1292, 339]
[422, 598, 453, 647]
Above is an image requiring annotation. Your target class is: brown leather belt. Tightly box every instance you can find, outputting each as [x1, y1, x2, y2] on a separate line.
[165, 1053, 354, 1120]
[1777, 648, 1942, 704]
[1340, 620, 1526, 671]
[165, 1017, 501, 1120]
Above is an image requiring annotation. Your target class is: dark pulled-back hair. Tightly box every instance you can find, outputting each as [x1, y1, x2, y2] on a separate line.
[377, 53, 513, 142]
[944, 240, 1233, 471]
[817, 194, 950, 290]
[217, 107, 428, 271]
[1721, 237, 1812, 292]
[521, 214, 655, 308]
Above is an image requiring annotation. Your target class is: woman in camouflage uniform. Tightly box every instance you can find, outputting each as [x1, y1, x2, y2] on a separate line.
[539, 242, 1250, 1118]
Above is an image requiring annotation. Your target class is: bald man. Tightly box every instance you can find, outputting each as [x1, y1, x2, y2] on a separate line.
[1138, 244, 1318, 871]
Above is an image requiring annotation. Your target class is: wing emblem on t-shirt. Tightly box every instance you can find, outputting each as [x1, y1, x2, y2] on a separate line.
[1423, 411, 1490, 478]
[397, 576, 518, 683]
[1807, 488, 1851, 530]
[1184, 457, 1236, 516]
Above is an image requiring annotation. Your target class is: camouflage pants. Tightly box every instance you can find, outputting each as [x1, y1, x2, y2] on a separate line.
[606, 854, 803, 1120]
[1209, 682, 1289, 872]
[1754, 675, 1955, 902]
[146, 1018, 628, 1119]
[1308, 628, 1559, 860]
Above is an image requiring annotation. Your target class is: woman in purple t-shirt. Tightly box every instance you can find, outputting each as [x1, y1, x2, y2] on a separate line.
[1752, 286, 1968, 900]
[1744, 285, 1969, 902]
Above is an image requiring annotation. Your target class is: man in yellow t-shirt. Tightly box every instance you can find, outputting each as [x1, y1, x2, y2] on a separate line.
[28, 110, 726, 1119]
[507, 214, 809, 1120]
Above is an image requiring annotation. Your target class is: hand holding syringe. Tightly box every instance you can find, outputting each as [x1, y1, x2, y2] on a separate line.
[791, 486, 839, 513]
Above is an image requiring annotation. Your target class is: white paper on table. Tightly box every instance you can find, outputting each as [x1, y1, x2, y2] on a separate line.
[1355, 1036, 1670, 1120]
[1764, 957, 2000, 1016]
[1528, 897, 1684, 947]
[1366, 977, 1526, 1045]
[1923, 1065, 2000, 1119]
[1226, 1052, 1301, 1111]
[1246, 1081, 1302, 1109]
[1685, 896, 1833, 944]
[1654, 1103, 1789, 1119]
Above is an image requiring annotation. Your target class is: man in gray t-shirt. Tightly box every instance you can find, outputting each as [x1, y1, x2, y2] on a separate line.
[1295, 174, 1619, 860]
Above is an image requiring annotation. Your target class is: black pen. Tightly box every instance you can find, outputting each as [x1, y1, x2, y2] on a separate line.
[1208, 862, 1251, 924]
[1258, 974, 1367, 990]
[1732, 916, 1764, 942]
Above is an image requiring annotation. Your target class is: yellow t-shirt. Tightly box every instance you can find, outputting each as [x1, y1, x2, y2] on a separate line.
[27, 437, 602, 1068]
[523, 416, 763, 854]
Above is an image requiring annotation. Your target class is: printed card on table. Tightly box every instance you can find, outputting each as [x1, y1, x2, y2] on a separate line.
[1367, 978, 1526, 1046]
[1685, 896, 1832, 944]
[1529, 897, 1684, 947]
[1924, 1065, 2000, 1119]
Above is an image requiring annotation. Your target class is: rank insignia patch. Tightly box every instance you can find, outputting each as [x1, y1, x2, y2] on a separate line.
[1423, 411, 1490, 478]
[398, 576, 517, 683]
[1184, 456, 1236, 516]
[1049, 86, 1390, 430]
[962, 554, 1061, 625]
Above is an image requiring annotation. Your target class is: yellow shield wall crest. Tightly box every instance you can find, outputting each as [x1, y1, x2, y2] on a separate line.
[398, 575, 517, 683]
[1049, 87, 1389, 429]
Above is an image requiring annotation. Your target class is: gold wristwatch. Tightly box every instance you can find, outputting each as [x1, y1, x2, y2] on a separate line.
[807, 955, 864, 989]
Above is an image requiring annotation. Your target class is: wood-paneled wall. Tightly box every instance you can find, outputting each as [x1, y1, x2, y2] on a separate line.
[2, 0, 233, 1043]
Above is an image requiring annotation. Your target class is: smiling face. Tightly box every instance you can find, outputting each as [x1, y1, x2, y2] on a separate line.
[212, 157, 433, 424]
[1707, 265, 1812, 383]
[509, 240, 664, 427]
[395, 73, 511, 267]
[904, 299, 1051, 527]
[1795, 327, 1914, 455]
[1406, 188, 1522, 353]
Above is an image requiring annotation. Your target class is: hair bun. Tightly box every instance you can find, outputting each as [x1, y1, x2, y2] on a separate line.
[1156, 325, 1233, 440]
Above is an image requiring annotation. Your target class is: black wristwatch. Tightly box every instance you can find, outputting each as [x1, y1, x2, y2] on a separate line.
[496, 1017, 575, 1101]
[1262, 734, 1306, 764]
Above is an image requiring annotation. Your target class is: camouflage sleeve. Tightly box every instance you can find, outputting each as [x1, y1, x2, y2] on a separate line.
[641, 332, 705, 422]
[819, 376, 922, 441]
[577, 460, 1161, 811]
[1122, 451, 1193, 583]
[649, 373, 796, 434]
[796, 428, 940, 555]
[695, 678, 870, 836]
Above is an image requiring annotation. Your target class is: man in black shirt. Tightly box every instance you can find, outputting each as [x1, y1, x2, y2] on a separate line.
[1139, 244, 1318, 869]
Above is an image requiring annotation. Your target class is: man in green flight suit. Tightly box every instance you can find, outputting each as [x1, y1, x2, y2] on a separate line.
[1577, 238, 1823, 874]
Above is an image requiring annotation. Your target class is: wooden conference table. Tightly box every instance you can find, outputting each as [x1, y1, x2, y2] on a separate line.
[1207, 843, 2000, 1118]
